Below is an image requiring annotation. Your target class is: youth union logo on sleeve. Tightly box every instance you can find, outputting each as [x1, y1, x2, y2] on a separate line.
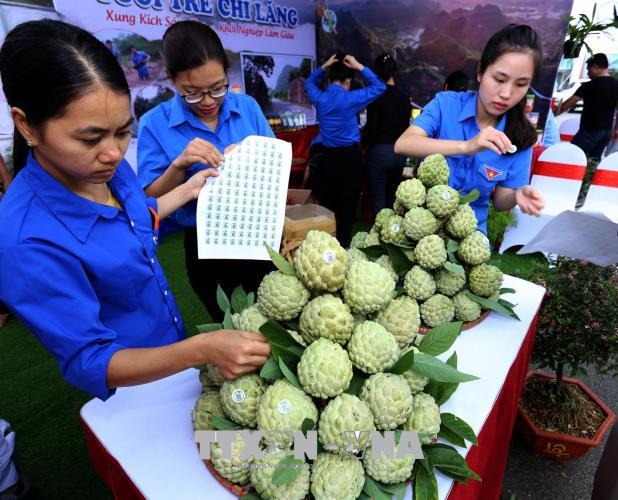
[482, 163, 504, 181]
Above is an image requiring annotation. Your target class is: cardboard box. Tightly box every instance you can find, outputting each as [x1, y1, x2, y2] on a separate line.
[283, 203, 336, 241]
[286, 189, 312, 205]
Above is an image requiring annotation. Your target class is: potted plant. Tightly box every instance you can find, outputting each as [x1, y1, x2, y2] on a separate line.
[517, 257, 617, 462]
[564, 3, 618, 58]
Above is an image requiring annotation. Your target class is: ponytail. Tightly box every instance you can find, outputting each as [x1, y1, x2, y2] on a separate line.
[504, 99, 537, 150]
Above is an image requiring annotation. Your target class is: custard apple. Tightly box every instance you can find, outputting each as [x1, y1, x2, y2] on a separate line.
[452, 290, 482, 322]
[257, 380, 318, 449]
[393, 198, 407, 215]
[361, 231, 380, 248]
[363, 442, 415, 484]
[220, 374, 267, 428]
[417, 154, 450, 187]
[310, 452, 365, 500]
[415, 234, 447, 270]
[210, 432, 252, 485]
[193, 392, 226, 430]
[347, 321, 401, 374]
[435, 268, 466, 296]
[446, 204, 478, 239]
[232, 305, 268, 333]
[395, 178, 426, 209]
[403, 265, 436, 301]
[347, 247, 368, 263]
[342, 260, 395, 315]
[404, 393, 441, 445]
[400, 346, 429, 394]
[299, 294, 354, 344]
[381, 215, 408, 244]
[293, 230, 347, 292]
[375, 254, 399, 282]
[318, 394, 376, 453]
[403, 207, 438, 241]
[374, 296, 421, 347]
[457, 231, 491, 265]
[425, 185, 460, 218]
[200, 364, 226, 387]
[360, 373, 413, 429]
[374, 208, 395, 231]
[297, 338, 353, 398]
[250, 449, 310, 500]
[420, 294, 455, 327]
[349, 231, 369, 249]
[469, 264, 503, 297]
[287, 329, 307, 347]
[257, 271, 310, 321]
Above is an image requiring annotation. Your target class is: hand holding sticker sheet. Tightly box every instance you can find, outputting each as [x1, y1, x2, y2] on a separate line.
[196, 135, 292, 260]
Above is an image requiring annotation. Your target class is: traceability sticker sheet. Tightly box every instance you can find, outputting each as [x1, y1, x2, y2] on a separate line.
[196, 135, 292, 260]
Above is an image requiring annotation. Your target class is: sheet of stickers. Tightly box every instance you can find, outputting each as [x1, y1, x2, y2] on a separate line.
[196, 135, 292, 260]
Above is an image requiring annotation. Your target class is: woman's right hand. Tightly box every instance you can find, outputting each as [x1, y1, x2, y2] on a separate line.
[199, 330, 271, 379]
[465, 126, 513, 155]
[170, 138, 224, 171]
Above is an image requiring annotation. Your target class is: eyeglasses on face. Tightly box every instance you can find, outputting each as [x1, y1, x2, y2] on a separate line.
[181, 84, 229, 104]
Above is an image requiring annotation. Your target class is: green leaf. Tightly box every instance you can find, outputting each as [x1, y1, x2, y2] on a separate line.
[388, 349, 415, 375]
[424, 445, 481, 482]
[441, 413, 478, 445]
[239, 493, 261, 500]
[271, 455, 304, 486]
[358, 493, 372, 500]
[386, 240, 416, 249]
[459, 188, 480, 205]
[466, 292, 520, 320]
[260, 320, 304, 350]
[447, 239, 459, 253]
[360, 245, 387, 259]
[443, 261, 465, 277]
[247, 292, 255, 305]
[260, 356, 283, 380]
[377, 481, 408, 495]
[278, 357, 302, 389]
[499, 287, 516, 295]
[362, 475, 392, 500]
[498, 298, 517, 309]
[438, 427, 466, 447]
[223, 308, 234, 330]
[413, 462, 439, 500]
[424, 352, 460, 405]
[301, 418, 315, 433]
[383, 242, 415, 276]
[266, 244, 297, 276]
[231, 286, 248, 313]
[413, 353, 478, 383]
[392, 288, 407, 299]
[418, 321, 462, 356]
[447, 250, 461, 264]
[345, 370, 368, 395]
[216, 284, 231, 314]
[211, 414, 240, 430]
[194, 323, 222, 334]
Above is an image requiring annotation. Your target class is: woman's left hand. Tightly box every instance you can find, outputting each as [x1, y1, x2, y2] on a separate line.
[184, 168, 219, 200]
[515, 185, 544, 216]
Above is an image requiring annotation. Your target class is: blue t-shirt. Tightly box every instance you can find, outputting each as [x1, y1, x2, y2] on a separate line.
[138, 92, 274, 227]
[413, 91, 532, 233]
[305, 67, 386, 148]
[0, 154, 184, 400]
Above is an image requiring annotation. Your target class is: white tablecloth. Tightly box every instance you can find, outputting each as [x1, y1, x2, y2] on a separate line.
[81, 275, 545, 499]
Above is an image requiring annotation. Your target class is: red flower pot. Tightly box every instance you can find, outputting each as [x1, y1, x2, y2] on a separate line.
[517, 370, 616, 463]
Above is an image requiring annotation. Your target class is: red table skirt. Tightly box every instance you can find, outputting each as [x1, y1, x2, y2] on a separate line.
[82, 309, 540, 500]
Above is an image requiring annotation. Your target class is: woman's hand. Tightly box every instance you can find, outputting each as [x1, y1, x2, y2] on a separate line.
[465, 126, 513, 155]
[170, 138, 224, 171]
[200, 330, 271, 379]
[321, 53, 339, 70]
[183, 168, 220, 200]
[515, 185, 544, 216]
[343, 55, 364, 71]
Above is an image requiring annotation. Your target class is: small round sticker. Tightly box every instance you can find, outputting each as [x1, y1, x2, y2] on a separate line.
[507, 144, 517, 154]
[323, 250, 336, 264]
[391, 223, 400, 233]
[232, 389, 246, 404]
[278, 399, 292, 415]
[441, 191, 452, 201]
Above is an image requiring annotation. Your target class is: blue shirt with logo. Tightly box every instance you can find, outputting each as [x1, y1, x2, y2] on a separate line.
[413, 91, 531, 233]
[138, 92, 274, 227]
[0, 154, 184, 400]
[305, 67, 386, 148]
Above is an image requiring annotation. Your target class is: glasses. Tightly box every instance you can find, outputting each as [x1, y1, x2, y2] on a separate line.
[181, 84, 229, 104]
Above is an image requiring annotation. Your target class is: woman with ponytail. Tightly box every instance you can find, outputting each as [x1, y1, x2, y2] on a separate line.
[395, 24, 545, 233]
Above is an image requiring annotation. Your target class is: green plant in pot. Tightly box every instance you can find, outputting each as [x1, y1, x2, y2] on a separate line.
[518, 256, 618, 462]
[564, 3, 618, 58]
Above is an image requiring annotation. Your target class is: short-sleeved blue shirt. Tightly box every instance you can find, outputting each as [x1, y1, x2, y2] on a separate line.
[137, 92, 274, 227]
[0, 154, 184, 400]
[413, 91, 532, 233]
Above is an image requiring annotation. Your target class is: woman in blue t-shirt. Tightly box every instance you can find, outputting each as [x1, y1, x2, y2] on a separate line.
[395, 24, 545, 233]
[138, 21, 275, 321]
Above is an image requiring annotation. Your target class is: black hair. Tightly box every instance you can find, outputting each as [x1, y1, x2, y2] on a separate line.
[444, 71, 469, 92]
[328, 53, 353, 83]
[162, 21, 229, 79]
[479, 24, 542, 150]
[372, 52, 397, 82]
[0, 19, 129, 173]
[587, 53, 609, 69]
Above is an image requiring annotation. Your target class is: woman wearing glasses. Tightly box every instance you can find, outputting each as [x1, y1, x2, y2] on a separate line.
[138, 21, 274, 320]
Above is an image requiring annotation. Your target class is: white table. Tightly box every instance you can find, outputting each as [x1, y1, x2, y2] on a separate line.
[81, 275, 545, 499]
